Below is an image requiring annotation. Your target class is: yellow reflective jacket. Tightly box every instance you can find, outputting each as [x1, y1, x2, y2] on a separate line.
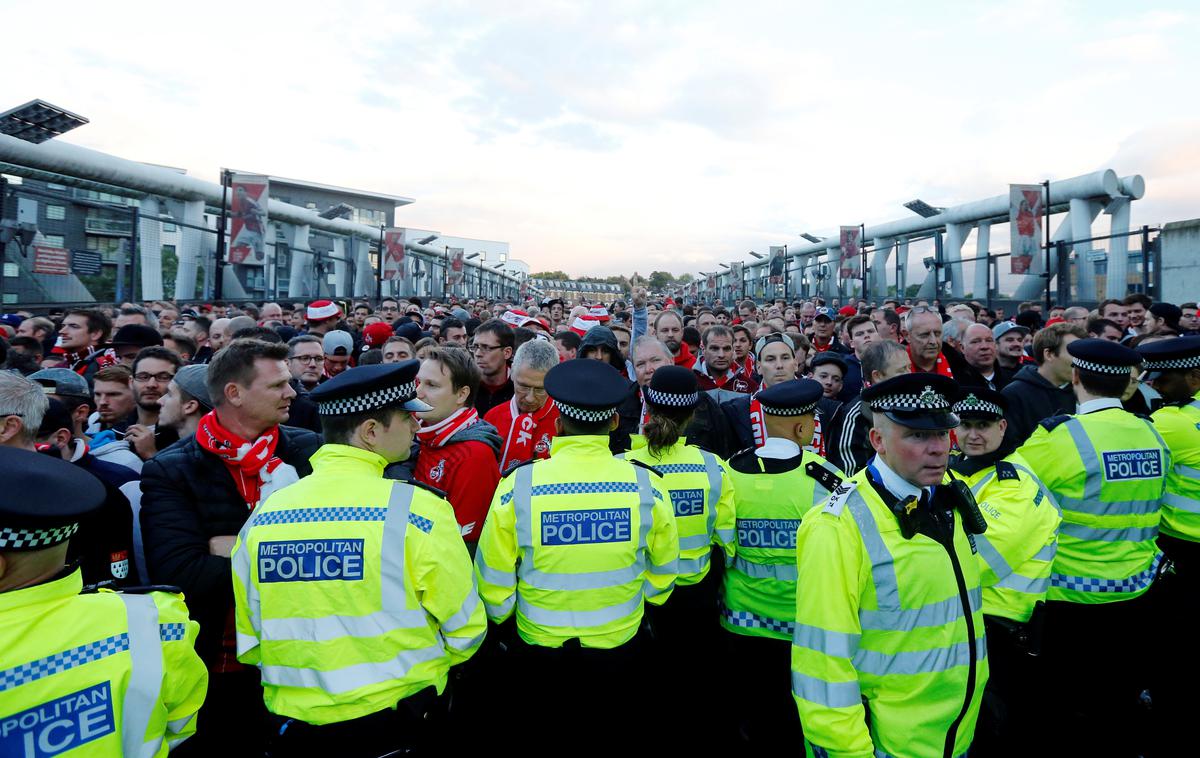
[0, 570, 208, 756]
[792, 467, 988, 758]
[474, 434, 679, 649]
[1152, 393, 1200, 542]
[1018, 404, 1170, 603]
[232, 444, 485, 726]
[951, 451, 1061, 622]
[622, 441, 735, 584]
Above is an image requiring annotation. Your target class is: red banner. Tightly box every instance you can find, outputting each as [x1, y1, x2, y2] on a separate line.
[839, 226, 862, 278]
[383, 228, 406, 280]
[229, 174, 269, 264]
[32, 245, 70, 275]
[447, 248, 465, 286]
[1009, 184, 1043, 275]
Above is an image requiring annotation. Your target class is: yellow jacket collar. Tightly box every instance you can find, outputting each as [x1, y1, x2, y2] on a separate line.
[0, 568, 82, 612]
[549, 434, 612, 457]
[310, 443, 390, 476]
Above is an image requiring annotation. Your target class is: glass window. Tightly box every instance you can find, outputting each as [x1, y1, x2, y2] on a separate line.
[43, 234, 65, 247]
[163, 222, 177, 232]
[45, 205, 66, 220]
[47, 183, 67, 191]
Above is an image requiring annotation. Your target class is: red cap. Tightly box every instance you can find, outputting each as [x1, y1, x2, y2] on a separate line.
[838, 306, 857, 317]
[362, 322, 394, 349]
[1044, 316, 1065, 326]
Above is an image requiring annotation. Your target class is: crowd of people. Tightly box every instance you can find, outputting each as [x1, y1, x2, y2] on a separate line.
[0, 286, 1196, 756]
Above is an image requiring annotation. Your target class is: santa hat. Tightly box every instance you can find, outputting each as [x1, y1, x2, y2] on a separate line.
[500, 309, 536, 328]
[587, 306, 611, 323]
[306, 299, 341, 322]
[569, 315, 602, 336]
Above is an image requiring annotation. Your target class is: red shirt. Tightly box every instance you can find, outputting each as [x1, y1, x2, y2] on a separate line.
[485, 397, 559, 475]
[413, 439, 499, 542]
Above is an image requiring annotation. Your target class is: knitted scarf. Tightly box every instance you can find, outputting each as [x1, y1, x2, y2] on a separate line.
[417, 407, 479, 448]
[196, 411, 296, 510]
[498, 397, 558, 473]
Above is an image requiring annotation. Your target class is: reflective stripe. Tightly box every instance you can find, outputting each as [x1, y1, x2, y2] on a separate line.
[1174, 463, 1200, 479]
[1057, 495, 1161, 517]
[844, 491, 900, 609]
[522, 562, 643, 590]
[733, 556, 798, 581]
[168, 713, 196, 735]
[1065, 418, 1104, 503]
[715, 528, 735, 544]
[518, 591, 642, 627]
[1059, 522, 1158, 543]
[1163, 491, 1200, 515]
[969, 470, 997, 497]
[1053, 552, 1163, 594]
[859, 590, 981, 632]
[477, 558, 517, 588]
[262, 608, 429, 642]
[655, 463, 706, 473]
[118, 594, 164, 758]
[721, 605, 794, 635]
[444, 631, 485, 652]
[853, 636, 987, 677]
[973, 533, 1014, 581]
[679, 533, 712, 551]
[379, 484, 414, 618]
[1009, 462, 1062, 514]
[700, 450, 722, 542]
[677, 553, 710, 576]
[484, 594, 515, 620]
[442, 587, 480, 634]
[792, 623, 860, 659]
[643, 579, 670, 598]
[1033, 542, 1056, 562]
[261, 644, 446, 694]
[791, 671, 863, 708]
[995, 571, 1049, 595]
[232, 519, 261, 644]
[236, 632, 259, 653]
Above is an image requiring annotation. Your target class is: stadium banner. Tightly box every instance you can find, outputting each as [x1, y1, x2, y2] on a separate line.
[383, 228, 407, 280]
[839, 226, 862, 278]
[228, 174, 269, 265]
[1009, 184, 1043, 275]
[447, 247, 466, 286]
[768, 246, 787, 284]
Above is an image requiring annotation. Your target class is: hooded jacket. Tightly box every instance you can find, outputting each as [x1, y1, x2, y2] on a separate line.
[1000, 364, 1077, 448]
[577, 326, 642, 453]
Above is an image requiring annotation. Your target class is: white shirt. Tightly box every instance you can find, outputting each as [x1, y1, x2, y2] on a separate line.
[869, 453, 930, 502]
[756, 437, 801, 460]
[1076, 397, 1123, 415]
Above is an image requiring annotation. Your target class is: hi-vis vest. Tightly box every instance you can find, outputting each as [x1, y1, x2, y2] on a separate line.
[1018, 407, 1170, 603]
[622, 442, 735, 585]
[792, 469, 988, 758]
[232, 444, 485, 726]
[474, 434, 679, 649]
[954, 452, 1061, 623]
[1152, 393, 1200, 542]
[0, 571, 207, 757]
[720, 448, 844, 641]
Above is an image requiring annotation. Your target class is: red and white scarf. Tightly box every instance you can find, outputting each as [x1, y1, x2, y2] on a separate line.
[750, 391, 826, 456]
[417, 407, 479, 448]
[498, 396, 558, 472]
[196, 411, 298, 510]
[908, 345, 955, 379]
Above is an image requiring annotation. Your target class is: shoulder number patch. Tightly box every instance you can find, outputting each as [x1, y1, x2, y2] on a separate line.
[822, 479, 858, 516]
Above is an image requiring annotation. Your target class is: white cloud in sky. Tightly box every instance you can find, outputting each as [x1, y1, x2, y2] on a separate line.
[2, 0, 1198, 278]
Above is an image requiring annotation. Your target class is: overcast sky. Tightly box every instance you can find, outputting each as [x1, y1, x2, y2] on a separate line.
[4, 0, 1198, 278]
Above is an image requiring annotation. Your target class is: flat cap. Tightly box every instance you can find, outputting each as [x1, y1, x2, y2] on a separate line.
[29, 368, 90, 399]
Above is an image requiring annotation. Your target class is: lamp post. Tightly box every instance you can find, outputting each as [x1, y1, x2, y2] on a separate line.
[0, 100, 88, 144]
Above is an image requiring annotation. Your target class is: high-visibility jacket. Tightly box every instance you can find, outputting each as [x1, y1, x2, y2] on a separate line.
[792, 468, 988, 758]
[621, 441, 735, 584]
[0, 570, 208, 756]
[721, 447, 844, 641]
[474, 434, 678, 649]
[1152, 392, 1200, 542]
[952, 451, 1061, 622]
[232, 444, 485, 726]
[1018, 405, 1170, 604]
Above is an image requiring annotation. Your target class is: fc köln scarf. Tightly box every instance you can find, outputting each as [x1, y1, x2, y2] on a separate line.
[499, 397, 558, 472]
[417, 407, 479, 448]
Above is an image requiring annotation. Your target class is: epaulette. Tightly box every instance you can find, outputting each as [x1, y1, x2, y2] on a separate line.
[805, 461, 843, 492]
[822, 479, 858, 517]
[995, 460, 1020, 482]
[407, 479, 448, 500]
[628, 459, 665, 478]
[1039, 414, 1071, 432]
[501, 457, 539, 478]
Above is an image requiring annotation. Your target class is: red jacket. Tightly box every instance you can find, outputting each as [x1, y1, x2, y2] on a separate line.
[693, 356, 759, 394]
[413, 436, 500, 543]
[485, 397, 559, 475]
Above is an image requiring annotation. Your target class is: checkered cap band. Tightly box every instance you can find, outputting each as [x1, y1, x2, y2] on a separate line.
[644, 387, 699, 408]
[1142, 354, 1200, 371]
[555, 401, 617, 422]
[1072, 358, 1136, 375]
[953, 394, 1003, 417]
[869, 385, 952, 412]
[758, 401, 817, 416]
[317, 381, 417, 416]
[0, 523, 78, 551]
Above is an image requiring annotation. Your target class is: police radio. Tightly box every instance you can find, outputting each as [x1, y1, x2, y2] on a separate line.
[890, 495, 920, 540]
[942, 479, 988, 535]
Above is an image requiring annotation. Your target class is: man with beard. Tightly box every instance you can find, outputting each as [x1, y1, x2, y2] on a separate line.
[485, 339, 560, 474]
[655, 310, 694, 367]
[810, 308, 848, 354]
[123, 347, 182, 459]
[57, 308, 114, 383]
[633, 336, 733, 457]
[993, 322, 1030, 374]
[693, 325, 758, 394]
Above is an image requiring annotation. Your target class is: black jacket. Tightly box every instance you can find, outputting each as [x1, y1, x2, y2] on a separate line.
[287, 379, 323, 434]
[826, 398, 873, 476]
[140, 425, 322, 660]
[1001, 365, 1076, 449]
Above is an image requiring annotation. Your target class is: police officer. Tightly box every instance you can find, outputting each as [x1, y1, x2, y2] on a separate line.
[621, 366, 735, 740]
[1137, 335, 1200, 746]
[948, 387, 1061, 757]
[0, 447, 208, 756]
[474, 359, 678, 747]
[719, 378, 844, 746]
[1017, 339, 1170, 756]
[231, 361, 486, 756]
[792, 374, 989, 757]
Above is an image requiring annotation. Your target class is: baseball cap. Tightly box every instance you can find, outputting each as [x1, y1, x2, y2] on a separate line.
[362, 322, 394, 351]
[172, 364, 213, 410]
[29, 368, 91, 399]
[322, 330, 354, 357]
[813, 307, 834, 322]
[992, 321, 1030, 340]
[837, 306, 857, 318]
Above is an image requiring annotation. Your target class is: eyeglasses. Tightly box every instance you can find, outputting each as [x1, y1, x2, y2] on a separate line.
[291, 355, 323, 364]
[133, 372, 175, 383]
[471, 343, 503, 354]
[514, 381, 547, 398]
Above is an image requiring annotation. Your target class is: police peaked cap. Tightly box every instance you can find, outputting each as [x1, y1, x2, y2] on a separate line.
[861, 373, 960, 431]
[0, 448, 105, 552]
[645, 365, 700, 410]
[952, 385, 1007, 420]
[1137, 335, 1200, 379]
[756, 378, 823, 417]
[544, 359, 632, 422]
[309, 360, 431, 416]
[1067, 338, 1141, 375]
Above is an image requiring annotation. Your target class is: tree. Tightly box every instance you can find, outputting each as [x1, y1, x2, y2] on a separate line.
[648, 271, 673, 291]
[530, 270, 570, 280]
